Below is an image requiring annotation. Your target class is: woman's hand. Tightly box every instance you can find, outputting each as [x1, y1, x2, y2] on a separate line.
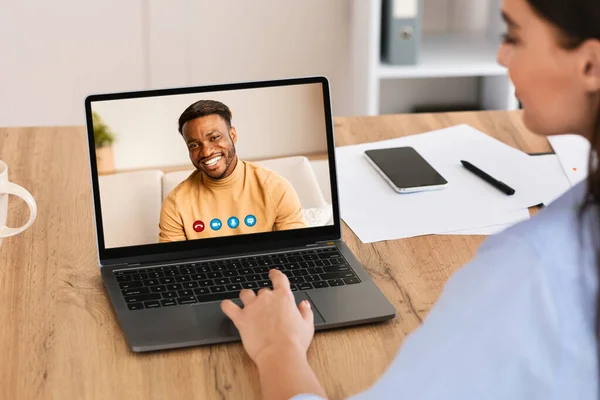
[221, 269, 315, 366]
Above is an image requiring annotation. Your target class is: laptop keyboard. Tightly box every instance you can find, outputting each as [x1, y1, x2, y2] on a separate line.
[115, 247, 361, 311]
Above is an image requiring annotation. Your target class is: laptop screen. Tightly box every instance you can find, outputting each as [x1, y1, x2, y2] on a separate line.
[88, 79, 336, 252]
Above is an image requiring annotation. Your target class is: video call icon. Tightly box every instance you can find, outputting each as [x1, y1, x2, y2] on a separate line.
[244, 214, 257, 227]
[193, 220, 205, 233]
[210, 218, 222, 231]
[227, 217, 239, 229]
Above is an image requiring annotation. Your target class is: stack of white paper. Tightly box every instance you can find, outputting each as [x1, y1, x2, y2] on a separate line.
[336, 125, 572, 243]
[548, 134, 591, 186]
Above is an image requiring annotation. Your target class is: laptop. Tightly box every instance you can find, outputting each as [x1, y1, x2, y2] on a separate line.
[85, 76, 396, 352]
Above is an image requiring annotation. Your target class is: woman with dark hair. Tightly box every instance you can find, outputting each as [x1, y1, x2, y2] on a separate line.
[220, 0, 600, 398]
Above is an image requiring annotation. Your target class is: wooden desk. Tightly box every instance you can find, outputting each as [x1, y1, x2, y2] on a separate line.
[0, 111, 551, 400]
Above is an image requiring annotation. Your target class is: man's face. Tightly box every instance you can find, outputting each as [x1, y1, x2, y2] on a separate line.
[181, 114, 238, 179]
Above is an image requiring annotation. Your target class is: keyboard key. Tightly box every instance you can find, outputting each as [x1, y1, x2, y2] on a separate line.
[175, 275, 191, 283]
[196, 291, 239, 304]
[286, 263, 300, 270]
[323, 265, 351, 273]
[210, 286, 226, 293]
[298, 283, 313, 290]
[150, 285, 166, 293]
[161, 299, 177, 307]
[299, 261, 315, 268]
[124, 293, 161, 303]
[226, 284, 242, 291]
[177, 289, 194, 297]
[328, 279, 344, 287]
[253, 266, 269, 273]
[223, 270, 237, 277]
[290, 285, 298, 292]
[143, 279, 159, 286]
[159, 277, 175, 284]
[289, 277, 305, 284]
[242, 282, 259, 289]
[257, 280, 272, 288]
[261, 273, 270, 280]
[344, 277, 361, 285]
[318, 252, 340, 259]
[207, 272, 223, 279]
[165, 270, 180, 276]
[231, 276, 246, 283]
[181, 267, 195, 275]
[162, 291, 178, 299]
[272, 258, 287, 264]
[313, 281, 329, 289]
[227, 262, 242, 269]
[131, 273, 148, 280]
[303, 254, 318, 261]
[116, 275, 131, 282]
[313, 260, 330, 267]
[242, 261, 258, 268]
[191, 273, 208, 280]
[128, 303, 144, 310]
[287, 256, 302, 262]
[120, 281, 143, 290]
[147, 271, 164, 279]
[198, 280, 215, 287]
[194, 287, 211, 296]
[257, 259, 273, 266]
[246, 274, 262, 281]
[195, 265, 210, 273]
[305, 275, 320, 283]
[177, 296, 197, 305]
[211, 265, 226, 272]
[183, 281, 199, 289]
[121, 287, 150, 296]
[166, 283, 183, 291]
[292, 270, 309, 277]
[216, 278, 230, 285]
[320, 272, 356, 281]
[240, 268, 253, 275]
[144, 300, 161, 309]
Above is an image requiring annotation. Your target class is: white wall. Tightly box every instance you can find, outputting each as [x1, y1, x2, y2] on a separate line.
[0, 0, 351, 127]
[92, 83, 328, 170]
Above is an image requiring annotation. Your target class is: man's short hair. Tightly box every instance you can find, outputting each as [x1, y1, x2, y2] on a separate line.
[178, 100, 232, 134]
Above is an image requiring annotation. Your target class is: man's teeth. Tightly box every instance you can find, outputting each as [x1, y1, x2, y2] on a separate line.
[204, 156, 222, 166]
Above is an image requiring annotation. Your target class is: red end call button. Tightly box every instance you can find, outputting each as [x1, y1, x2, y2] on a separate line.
[193, 220, 205, 233]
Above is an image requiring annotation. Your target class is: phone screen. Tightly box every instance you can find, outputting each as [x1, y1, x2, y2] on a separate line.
[365, 147, 447, 190]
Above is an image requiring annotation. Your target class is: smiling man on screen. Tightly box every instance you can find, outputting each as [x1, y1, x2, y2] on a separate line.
[158, 100, 306, 242]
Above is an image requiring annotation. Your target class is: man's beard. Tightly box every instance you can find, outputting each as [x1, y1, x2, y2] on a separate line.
[211, 145, 237, 180]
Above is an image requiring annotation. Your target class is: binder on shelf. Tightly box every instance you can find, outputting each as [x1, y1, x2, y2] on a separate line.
[381, 0, 421, 65]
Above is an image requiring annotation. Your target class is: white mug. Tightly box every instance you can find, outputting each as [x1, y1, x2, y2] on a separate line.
[0, 160, 37, 248]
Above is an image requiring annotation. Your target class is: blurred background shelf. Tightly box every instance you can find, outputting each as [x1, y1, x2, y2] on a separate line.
[351, 0, 517, 116]
[378, 33, 506, 79]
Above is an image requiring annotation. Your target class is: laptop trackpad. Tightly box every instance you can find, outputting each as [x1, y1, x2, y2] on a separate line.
[193, 292, 325, 338]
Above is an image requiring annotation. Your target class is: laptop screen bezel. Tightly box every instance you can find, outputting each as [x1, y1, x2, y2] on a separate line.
[85, 76, 342, 266]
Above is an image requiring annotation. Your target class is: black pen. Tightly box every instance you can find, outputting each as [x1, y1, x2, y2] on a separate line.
[460, 160, 516, 196]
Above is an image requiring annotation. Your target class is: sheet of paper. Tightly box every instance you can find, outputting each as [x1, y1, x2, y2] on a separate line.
[438, 208, 530, 235]
[528, 154, 572, 205]
[548, 134, 591, 186]
[337, 125, 550, 243]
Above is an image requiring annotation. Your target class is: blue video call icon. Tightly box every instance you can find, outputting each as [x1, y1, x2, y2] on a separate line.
[227, 216, 239, 229]
[210, 218, 222, 231]
[244, 214, 257, 227]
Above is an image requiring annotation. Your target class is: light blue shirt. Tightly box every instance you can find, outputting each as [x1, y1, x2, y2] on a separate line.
[295, 181, 599, 400]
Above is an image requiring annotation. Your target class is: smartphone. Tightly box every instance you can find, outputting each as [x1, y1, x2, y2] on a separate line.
[364, 146, 448, 193]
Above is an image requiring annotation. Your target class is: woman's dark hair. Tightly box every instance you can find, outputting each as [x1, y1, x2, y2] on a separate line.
[526, 0, 600, 347]
[178, 100, 232, 134]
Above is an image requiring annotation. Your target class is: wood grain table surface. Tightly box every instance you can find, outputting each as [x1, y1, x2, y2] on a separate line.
[0, 110, 551, 399]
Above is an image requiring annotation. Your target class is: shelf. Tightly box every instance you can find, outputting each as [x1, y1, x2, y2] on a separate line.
[378, 33, 507, 79]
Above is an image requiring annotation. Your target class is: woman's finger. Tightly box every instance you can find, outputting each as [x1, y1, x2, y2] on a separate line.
[239, 289, 256, 306]
[257, 287, 272, 296]
[269, 269, 290, 291]
[221, 299, 243, 326]
[299, 300, 314, 324]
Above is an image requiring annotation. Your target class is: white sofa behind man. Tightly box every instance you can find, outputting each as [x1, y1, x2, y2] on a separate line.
[98, 156, 333, 248]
